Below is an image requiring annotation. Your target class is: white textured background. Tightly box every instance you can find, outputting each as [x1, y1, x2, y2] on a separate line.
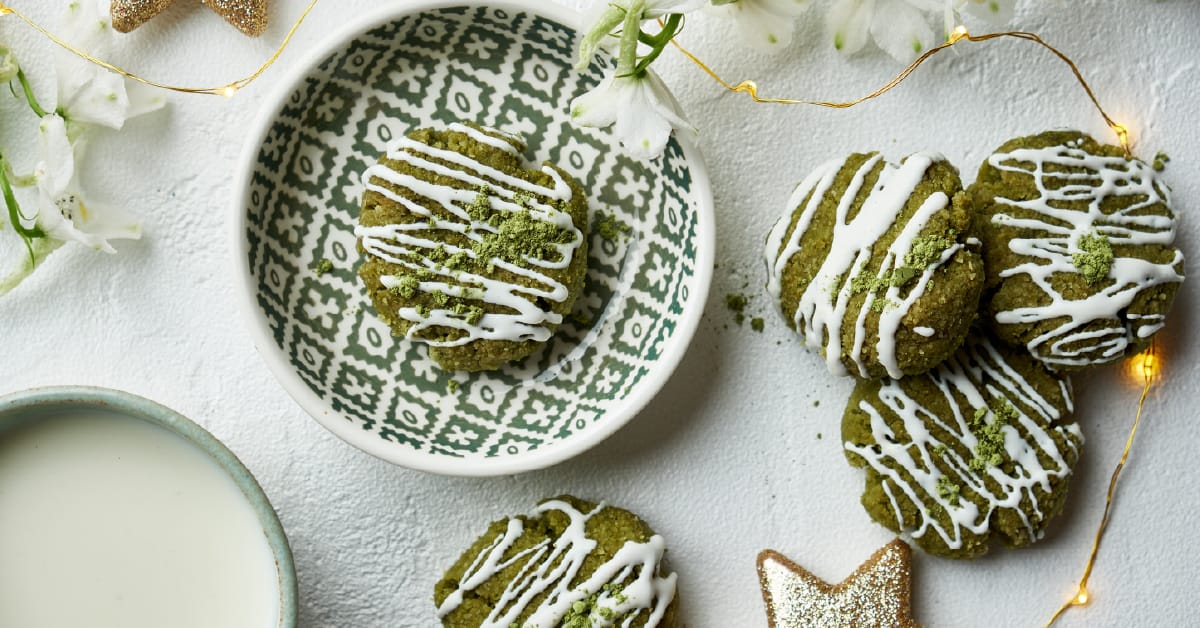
[1, 1, 1197, 626]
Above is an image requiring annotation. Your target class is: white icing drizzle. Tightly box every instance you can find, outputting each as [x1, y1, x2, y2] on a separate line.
[764, 152, 968, 378]
[914, 326, 935, 337]
[436, 499, 677, 627]
[987, 141, 1185, 367]
[355, 125, 583, 347]
[845, 334, 1082, 551]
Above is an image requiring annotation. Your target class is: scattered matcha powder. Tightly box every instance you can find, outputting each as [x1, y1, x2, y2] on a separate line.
[725, 292, 749, 326]
[595, 211, 632, 241]
[477, 209, 573, 268]
[902, 233, 956, 272]
[467, 186, 494, 223]
[968, 400, 1016, 472]
[750, 317, 764, 332]
[1153, 151, 1170, 172]
[312, 258, 334, 276]
[936, 476, 962, 507]
[848, 232, 957, 299]
[869, 297, 898, 313]
[447, 380, 459, 394]
[388, 275, 420, 299]
[1073, 232, 1115, 285]
[557, 585, 628, 628]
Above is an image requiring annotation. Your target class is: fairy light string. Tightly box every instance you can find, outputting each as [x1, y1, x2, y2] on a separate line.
[0, 3, 1162, 621]
[669, 24, 1132, 158]
[0, 0, 321, 97]
[668, 17, 1155, 623]
[1046, 342, 1160, 627]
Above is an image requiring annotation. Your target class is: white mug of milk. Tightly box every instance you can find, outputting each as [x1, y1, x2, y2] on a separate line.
[0, 387, 297, 628]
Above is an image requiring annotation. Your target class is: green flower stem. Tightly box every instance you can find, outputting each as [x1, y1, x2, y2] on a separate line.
[0, 153, 45, 265]
[616, 0, 645, 76]
[633, 13, 684, 76]
[15, 69, 47, 118]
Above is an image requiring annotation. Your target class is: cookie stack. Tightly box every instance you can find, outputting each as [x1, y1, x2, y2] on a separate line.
[764, 130, 1185, 559]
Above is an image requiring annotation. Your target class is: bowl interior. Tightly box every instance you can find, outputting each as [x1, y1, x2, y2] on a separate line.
[240, 3, 710, 475]
[0, 386, 297, 628]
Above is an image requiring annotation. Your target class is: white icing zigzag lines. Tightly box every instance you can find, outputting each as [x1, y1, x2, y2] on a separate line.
[355, 124, 584, 347]
[845, 335, 1081, 552]
[988, 142, 1185, 367]
[764, 153, 964, 378]
[437, 499, 677, 628]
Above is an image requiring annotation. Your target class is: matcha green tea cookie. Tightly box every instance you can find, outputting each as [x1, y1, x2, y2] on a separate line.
[434, 495, 679, 627]
[356, 123, 589, 371]
[970, 130, 1185, 369]
[843, 332, 1082, 559]
[764, 152, 984, 379]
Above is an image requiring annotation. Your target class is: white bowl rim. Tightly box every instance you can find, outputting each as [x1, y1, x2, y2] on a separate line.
[230, 0, 716, 477]
[0, 385, 298, 627]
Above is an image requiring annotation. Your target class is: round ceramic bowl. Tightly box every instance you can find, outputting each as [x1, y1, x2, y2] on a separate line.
[0, 386, 297, 628]
[232, 1, 714, 475]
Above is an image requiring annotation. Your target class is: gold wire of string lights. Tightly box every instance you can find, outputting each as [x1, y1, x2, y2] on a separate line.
[0, 0, 321, 97]
[669, 25, 1132, 158]
[1046, 343, 1161, 626]
[668, 18, 1159, 623]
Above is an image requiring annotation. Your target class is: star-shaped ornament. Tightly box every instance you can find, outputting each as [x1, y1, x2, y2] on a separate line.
[758, 539, 920, 628]
[111, 0, 268, 37]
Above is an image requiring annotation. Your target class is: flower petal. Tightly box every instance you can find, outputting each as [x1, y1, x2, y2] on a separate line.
[870, 0, 935, 62]
[962, 0, 1014, 24]
[123, 81, 167, 119]
[34, 115, 75, 198]
[58, 70, 132, 130]
[756, 0, 811, 18]
[827, 0, 875, 55]
[644, 0, 709, 18]
[570, 72, 629, 129]
[719, 0, 803, 51]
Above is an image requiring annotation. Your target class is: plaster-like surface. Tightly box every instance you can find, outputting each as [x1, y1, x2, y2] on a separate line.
[1, 1, 1196, 625]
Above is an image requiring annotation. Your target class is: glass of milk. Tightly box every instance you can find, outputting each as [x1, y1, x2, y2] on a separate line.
[0, 387, 297, 628]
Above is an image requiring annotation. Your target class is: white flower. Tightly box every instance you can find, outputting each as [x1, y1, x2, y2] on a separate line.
[827, 0, 938, 62]
[571, 70, 695, 161]
[31, 114, 140, 253]
[56, 0, 164, 135]
[710, 0, 811, 52]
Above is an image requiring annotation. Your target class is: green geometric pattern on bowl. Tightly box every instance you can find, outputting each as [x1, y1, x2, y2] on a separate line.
[244, 6, 697, 462]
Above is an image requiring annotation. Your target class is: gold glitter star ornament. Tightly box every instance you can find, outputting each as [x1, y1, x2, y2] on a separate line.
[758, 539, 920, 628]
[110, 0, 268, 37]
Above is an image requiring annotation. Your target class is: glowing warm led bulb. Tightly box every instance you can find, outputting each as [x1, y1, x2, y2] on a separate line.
[219, 84, 239, 98]
[1126, 349, 1159, 383]
[950, 25, 970, 43]
[1073, 589, 1090, 606]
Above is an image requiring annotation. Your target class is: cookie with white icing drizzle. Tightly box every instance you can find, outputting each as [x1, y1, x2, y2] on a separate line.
[356, 123, 589, 371]
[843, 331, 1082, 559]
[970, 130, 1185, 370]
[434, 495, 679, 627]
[764, 152, 984, 379]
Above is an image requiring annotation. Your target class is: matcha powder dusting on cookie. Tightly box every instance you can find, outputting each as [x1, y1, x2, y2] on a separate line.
[1073, 232, 1115, 285]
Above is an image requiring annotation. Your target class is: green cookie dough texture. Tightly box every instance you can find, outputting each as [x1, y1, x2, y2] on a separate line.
[764, 151, 984, 379]
[969, 130, 1185, 370]
[434, 495, 679, 628]
[843, 331, 1083, 559]
[356, 123, 589, 371]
